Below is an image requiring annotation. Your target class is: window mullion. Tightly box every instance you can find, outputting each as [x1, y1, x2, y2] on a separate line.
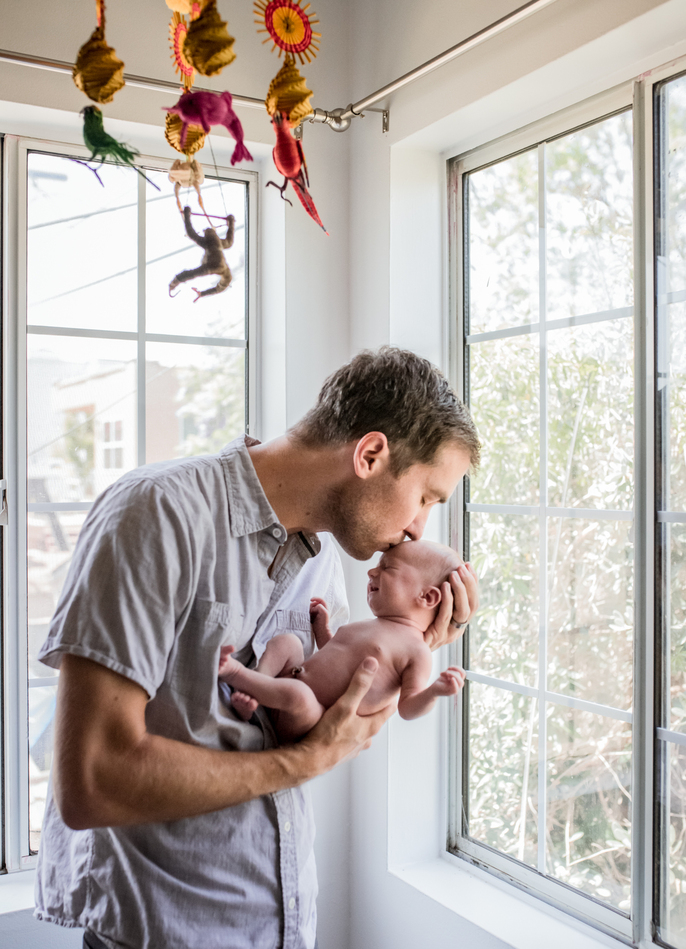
[630, 75, 656, 948]
[537, 139, 549, 877]
[137, 173, 146, 467]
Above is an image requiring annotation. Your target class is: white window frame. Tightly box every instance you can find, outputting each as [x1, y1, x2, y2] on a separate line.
[1, 133, 258, 875]
[447, 61, 681, 946]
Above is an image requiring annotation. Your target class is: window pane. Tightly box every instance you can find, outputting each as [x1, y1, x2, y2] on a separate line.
[469, 335, 539, 506]
[657, 738, 686, 949]
[145, 170, 247, 339]
[466, 682, 538, 867]
[28, 509, 89, 852]
[657, 73, 686, 946]
[547, 319, 633, 512]
[546, 113, 633, 321]
[547, 706, 631, 909]
[27, 152, 138, 332]
[467, 149, 539, 334]
[28, 335, 138, 503]
[145, 342, 245, 462]
[460, 107, 634, 917]
[547, 517, 633, 709]
[468, 513, 539, 686]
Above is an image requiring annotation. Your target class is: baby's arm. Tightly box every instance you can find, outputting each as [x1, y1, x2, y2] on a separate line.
[310, 597, 333, 650]
[398, 650, 466, 721]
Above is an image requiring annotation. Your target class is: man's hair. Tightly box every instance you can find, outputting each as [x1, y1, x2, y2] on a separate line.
[291, 346, 480, 475]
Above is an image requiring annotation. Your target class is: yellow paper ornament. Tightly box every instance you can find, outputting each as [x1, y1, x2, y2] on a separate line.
[72, 1, 125, 104]
[165, 113, 207, 155]
[165, 0, 197, 12]
[184, 0, 236, 77]
[265, 54, 312, 126]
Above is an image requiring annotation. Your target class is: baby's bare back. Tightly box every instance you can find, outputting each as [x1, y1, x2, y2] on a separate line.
[295, 618, 428, 715]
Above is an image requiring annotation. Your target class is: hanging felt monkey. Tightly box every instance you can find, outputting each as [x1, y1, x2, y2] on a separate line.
[169, 205, 235, 302]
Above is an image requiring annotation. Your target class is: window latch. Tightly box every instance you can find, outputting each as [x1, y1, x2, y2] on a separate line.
[0, 480, 8, 526]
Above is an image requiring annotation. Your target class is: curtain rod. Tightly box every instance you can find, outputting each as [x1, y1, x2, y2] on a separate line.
[0, 49, 266, 110]
[1, 0, 559, 134]
[310, 0, 560, 132]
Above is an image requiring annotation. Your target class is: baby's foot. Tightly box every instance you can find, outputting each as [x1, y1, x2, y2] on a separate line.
[231, 691, 259, 721]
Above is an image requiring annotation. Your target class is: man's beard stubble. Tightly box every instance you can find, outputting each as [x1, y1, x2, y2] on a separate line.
[325, 480, 394, 561]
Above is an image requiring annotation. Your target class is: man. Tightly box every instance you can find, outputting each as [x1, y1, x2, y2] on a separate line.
[35, 347, 480, 949]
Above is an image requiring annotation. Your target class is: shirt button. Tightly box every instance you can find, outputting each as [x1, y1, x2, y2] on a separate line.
[288, 898, 296, 910]
[272, 528, 281, 539]
[284, 821, 291, 833]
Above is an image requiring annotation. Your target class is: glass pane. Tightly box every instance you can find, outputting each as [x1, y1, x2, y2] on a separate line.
[467, 682, 538, 867]
[29, 684, 57, 852]
[546, 112, 633, 321]
[547, 706, 631, 910]
[145, 170, 247, 339]
[662, 302, 686, 513]
[547, 517, 633, 709]
[468, 335, 539, 506]
[547, 318, 633, 511]
[668, 524, 686, 733]
[27, 152, 138, 332]
[28, 335, 138, 503]
[468, 513, 539, 686]
[657, 739, 686, 949]
[145, 342, 245, 462]
[467, 149, 539, 335]
[662, 74, 686, 295]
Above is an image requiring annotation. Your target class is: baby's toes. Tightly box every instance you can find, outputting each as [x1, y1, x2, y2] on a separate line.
[231, 691, 258, 721]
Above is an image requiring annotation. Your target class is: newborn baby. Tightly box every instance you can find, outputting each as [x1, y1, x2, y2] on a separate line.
[219, 540, 466, 742]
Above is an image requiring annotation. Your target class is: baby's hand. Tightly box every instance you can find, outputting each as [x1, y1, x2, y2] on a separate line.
[218, 644, 236, 677]
[430, 666, 466, 697]
[310, 597, 333, 649]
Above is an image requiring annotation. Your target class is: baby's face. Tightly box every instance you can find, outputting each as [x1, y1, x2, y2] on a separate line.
[366, 543, 434, 618]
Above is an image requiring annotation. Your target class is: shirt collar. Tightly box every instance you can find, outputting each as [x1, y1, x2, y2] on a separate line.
[219, 435, 321, 557]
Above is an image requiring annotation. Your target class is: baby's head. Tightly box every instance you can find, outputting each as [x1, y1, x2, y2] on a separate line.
[366, 540, 463, 630]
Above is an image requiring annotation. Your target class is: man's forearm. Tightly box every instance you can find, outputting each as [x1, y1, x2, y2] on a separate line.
[58, 730, 322, 829]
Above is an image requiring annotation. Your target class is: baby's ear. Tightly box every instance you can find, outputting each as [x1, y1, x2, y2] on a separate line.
[420, 586, 442, 609]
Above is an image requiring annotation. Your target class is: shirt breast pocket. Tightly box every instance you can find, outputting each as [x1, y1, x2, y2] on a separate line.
[167, 597, 244, 701]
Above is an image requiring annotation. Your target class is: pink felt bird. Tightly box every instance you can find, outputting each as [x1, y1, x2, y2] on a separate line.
[165, 90, 253, 166]
[267, 112, 327, 234]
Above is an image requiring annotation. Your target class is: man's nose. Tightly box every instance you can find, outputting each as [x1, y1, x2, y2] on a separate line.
[403, 506, 430, 542]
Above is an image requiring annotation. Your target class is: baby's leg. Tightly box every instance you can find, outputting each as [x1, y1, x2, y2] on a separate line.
[219, 637, 325, 740]
[226, 634, 304, 720]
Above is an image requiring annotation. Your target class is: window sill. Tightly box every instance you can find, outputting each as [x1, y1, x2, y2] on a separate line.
[0, 869, 36, 915]
[391, 855, 628, 949]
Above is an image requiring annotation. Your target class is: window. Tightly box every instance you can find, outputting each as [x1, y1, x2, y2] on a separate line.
[2, 137, 256, 869]
[450, 64, 686, 946]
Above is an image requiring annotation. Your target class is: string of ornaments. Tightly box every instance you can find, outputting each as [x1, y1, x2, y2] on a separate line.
[71, 0, 326, 304]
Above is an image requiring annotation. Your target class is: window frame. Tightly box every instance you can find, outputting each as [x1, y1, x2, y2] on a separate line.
[1, 133, 258, 874]
[447, 69, 671, 945]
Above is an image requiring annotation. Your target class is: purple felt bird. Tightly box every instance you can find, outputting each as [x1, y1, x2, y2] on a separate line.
[165, 90, 253, 166]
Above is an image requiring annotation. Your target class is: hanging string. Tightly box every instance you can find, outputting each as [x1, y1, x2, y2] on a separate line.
[208, 134, 229, 219]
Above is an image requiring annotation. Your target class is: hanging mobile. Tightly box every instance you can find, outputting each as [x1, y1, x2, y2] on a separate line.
[254, 0, 327, 232]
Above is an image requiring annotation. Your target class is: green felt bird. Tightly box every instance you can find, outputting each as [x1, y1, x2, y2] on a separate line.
[78, 106, 159, 189]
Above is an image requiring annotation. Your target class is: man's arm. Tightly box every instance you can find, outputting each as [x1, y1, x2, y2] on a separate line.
[54, 653, 392, 830]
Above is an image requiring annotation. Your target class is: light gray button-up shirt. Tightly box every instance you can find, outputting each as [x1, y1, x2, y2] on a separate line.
[34, 436, 348, 949]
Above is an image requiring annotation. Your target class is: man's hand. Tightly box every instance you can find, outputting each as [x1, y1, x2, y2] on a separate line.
[296, 657, 396, 772]
[424, 562, 479, 651]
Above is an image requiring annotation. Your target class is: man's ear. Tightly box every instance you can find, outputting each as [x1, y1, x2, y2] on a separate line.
[352, 432, 391, 480]
[419, 586, 442, 610]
